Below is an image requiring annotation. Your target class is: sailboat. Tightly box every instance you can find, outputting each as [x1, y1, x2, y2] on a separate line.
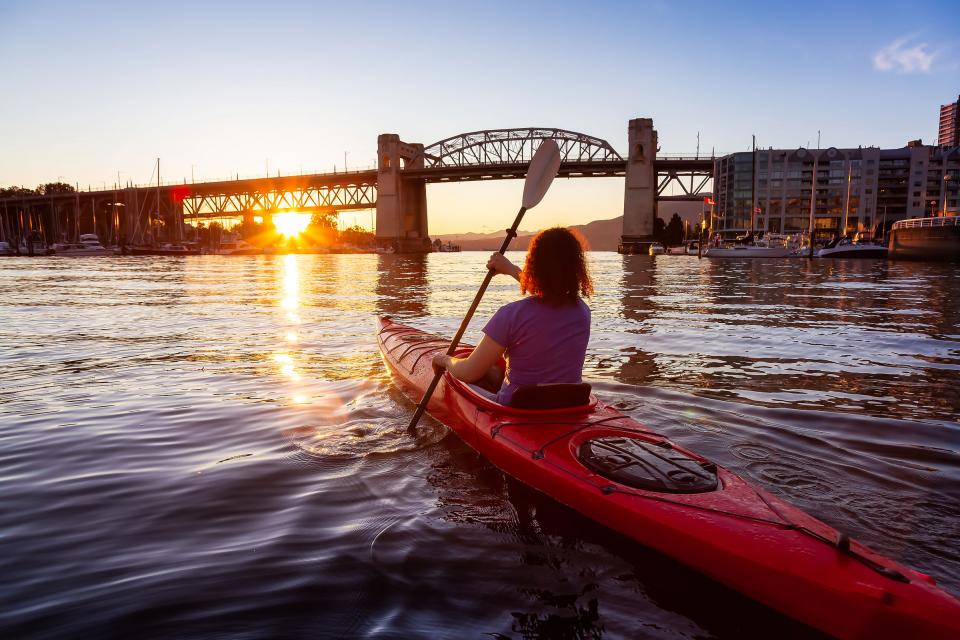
[706, 136, 792, 258]
[125, 159, 200, 256]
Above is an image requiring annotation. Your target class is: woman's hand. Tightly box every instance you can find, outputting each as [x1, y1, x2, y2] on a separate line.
[432, 353, 451, 373]
[432, 336, 505, 383]
[487, 253, 521, 281]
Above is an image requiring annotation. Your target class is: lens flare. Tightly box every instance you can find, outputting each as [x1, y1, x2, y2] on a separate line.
[273, 212, 310, 237]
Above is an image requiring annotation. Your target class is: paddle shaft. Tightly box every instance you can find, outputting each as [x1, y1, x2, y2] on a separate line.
[407, 206, 527, 430]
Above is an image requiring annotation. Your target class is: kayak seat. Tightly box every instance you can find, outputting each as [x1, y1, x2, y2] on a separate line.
[510, 383, 592, 410]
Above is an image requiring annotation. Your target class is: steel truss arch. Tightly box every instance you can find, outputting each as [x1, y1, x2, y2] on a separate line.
[418, 128, 624, 168]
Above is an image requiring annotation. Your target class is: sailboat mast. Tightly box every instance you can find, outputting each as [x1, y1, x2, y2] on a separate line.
[750, 135, 757, 234]
[156, 157, 160, 243]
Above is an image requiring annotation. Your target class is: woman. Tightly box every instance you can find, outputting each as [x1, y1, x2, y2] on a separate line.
[433, 227, 593, 406]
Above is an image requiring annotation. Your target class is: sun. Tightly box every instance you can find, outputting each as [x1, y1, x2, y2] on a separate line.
[273, 212, 311, 237]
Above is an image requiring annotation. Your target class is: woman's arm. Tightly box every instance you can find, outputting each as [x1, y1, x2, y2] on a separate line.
[487, 253, 521, 282]
[433, 334, 505, 383]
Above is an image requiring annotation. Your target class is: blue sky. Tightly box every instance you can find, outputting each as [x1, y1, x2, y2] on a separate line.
[1, 0, 957, 233]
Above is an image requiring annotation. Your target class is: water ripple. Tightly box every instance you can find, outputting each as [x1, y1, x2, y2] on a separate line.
[0, 253, 956, 638]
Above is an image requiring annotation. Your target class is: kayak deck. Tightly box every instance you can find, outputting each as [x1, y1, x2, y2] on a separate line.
[377, 316, 960, 640]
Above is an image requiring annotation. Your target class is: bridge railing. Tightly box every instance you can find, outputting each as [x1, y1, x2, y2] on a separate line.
[655, 153, 728, 160]
[52, 164, 380, 194]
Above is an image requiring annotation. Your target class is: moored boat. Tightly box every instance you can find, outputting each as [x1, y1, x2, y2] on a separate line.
[888, 216, 960, 261]
[215, 238, 262, 255]
[126, 243, 201, 256]
[377, 316, 960, 640]
[18, 231, 54, 255]
[818, 237, 888, 259]
[648, 242, 665, 255]
[705, 242, 793, 258]
[53, 233, 113, 256]
[52, 243, 113, 256]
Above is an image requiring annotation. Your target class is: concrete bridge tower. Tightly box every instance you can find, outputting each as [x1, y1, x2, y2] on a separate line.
[619, 118, 658, 254]
[375, 134, 431, 252]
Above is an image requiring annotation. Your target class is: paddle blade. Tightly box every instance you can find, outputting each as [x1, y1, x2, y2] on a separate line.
[521, 139, 562, 210]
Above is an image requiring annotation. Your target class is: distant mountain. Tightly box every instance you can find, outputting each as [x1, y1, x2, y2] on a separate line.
[433, 216, 624, 252]
[431, 202, 703, 252]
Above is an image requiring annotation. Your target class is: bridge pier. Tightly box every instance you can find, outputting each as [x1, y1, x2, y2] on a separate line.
[376, 134, 431, 253]
[619, 118, 658, 254]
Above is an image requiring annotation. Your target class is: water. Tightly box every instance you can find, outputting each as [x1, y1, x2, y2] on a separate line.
[1, 252, 958, 639]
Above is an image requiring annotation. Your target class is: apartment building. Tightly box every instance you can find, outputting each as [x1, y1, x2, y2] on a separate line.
[712, 143, 960, 239]
[939, 96, 959, 146]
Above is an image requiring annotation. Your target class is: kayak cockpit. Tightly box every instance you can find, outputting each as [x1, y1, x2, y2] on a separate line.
[444, 372, 598, 415]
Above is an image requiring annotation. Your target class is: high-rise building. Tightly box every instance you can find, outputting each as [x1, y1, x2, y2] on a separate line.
[940, 96, 959, 146]
[712, 142, 960, 239]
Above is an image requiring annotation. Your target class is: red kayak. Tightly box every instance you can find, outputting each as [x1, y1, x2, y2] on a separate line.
[377, 316, 960, 639]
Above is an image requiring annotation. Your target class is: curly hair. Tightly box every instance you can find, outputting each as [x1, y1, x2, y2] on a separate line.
[520, 227, 593, 304]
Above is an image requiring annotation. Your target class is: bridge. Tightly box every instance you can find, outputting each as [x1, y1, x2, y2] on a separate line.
[0, 118, 711, 253]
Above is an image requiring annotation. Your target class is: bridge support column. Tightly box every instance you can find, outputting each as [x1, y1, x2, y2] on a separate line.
[619, 118, 658, 254]
[122, 187, 138, 248]
[376, 134, 431, 253]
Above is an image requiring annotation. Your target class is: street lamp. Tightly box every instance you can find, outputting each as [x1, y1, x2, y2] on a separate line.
[942, 175, 952, 217]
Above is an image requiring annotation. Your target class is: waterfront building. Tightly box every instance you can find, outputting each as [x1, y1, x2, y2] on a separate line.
[939, 95, 959, 146]
[712, 142, 960, 239]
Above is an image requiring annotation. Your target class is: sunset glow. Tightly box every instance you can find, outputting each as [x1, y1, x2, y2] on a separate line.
[273, 212, 311, 237]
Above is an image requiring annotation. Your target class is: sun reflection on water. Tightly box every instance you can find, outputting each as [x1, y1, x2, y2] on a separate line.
[276, 255, 307, 404]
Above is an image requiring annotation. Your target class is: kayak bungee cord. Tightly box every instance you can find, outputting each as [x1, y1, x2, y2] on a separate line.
[492, 415, 649, 460]
[747, 481, 911, 584]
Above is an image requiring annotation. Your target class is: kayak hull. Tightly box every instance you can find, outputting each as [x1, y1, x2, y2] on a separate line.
[377, 316, 960, 639]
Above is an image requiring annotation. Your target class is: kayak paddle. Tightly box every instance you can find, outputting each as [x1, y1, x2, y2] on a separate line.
[407, 138, 562, 432]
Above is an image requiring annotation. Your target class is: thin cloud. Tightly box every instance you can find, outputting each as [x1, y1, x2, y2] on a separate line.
[873, 36, 938, 73]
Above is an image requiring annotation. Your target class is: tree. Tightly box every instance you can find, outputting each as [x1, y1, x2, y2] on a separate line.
[340, 225, 373, 247]
[0, 186, 37, 198]
[37, 182, 76, 195]
[235, 216, 267, 240]
[653, 216, 666, 244]
[665, 213, 685, 246]
[309, 212, 337, 231]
